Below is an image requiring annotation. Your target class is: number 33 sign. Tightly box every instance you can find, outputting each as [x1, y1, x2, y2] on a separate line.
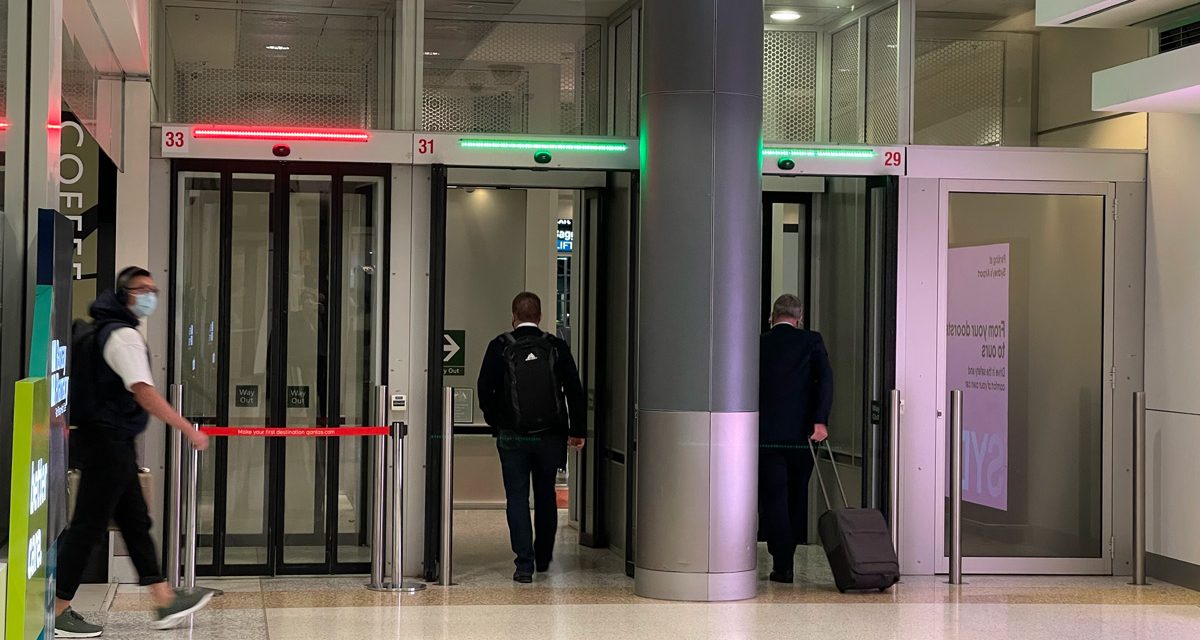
[160, 126, 190, 155]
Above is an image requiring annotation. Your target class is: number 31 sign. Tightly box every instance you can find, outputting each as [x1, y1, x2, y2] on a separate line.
[160, 126, 190, 155]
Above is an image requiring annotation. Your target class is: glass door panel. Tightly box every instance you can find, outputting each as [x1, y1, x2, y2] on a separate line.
[225, 173, 275, 567]
[282, 175, 333, 566]
[939, 184, 1111, 573]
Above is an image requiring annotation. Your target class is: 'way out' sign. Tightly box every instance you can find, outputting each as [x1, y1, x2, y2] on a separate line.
[443, 330, 465, 376]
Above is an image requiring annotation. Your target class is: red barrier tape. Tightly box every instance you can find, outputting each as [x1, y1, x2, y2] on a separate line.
[199, 426, 390, 437]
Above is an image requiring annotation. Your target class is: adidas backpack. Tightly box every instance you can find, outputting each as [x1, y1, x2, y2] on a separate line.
[501, 332, 566, 433]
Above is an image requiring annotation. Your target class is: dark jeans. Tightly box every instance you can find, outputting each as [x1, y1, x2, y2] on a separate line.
[56, 431, 163, 601]
[758, 443, 816, 573]
[496, 432, 565, 574]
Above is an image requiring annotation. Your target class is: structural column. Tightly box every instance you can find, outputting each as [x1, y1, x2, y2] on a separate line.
[635, 0, 763, 602]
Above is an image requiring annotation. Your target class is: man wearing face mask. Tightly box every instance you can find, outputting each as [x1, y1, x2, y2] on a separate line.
[54, 267, 213, 638]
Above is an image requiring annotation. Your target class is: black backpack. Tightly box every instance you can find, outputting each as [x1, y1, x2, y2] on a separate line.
[502, 332, 566, 433]
[69, 318, 102, 427]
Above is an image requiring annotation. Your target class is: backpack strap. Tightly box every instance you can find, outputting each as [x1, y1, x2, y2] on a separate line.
[502, 332, 517, 346]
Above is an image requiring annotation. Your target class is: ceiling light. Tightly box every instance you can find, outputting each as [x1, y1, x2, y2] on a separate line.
[265, 45, 290, 51]
[770, 10, 802, 22]
[424, 51, 440, 56]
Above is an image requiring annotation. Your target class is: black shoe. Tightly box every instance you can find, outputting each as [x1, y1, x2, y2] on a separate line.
[513, 571, 533, 584]
[536, 559, 551, 573]
[769, 570, 794, 584]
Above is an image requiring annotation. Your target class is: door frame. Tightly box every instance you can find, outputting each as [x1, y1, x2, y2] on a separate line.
[168, 159, 391, 576]
[933, 179, 1116, 575]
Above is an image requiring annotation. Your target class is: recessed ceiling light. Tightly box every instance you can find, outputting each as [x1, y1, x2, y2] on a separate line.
[424, 51, 440, 56]
[770, 10, 802, 22]
[265, 45, 290, 51]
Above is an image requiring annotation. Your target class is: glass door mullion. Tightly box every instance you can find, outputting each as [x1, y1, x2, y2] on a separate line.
[213, 169, 233, 574]
[268, 168, 290, 575]
[325, 173, 345, 572]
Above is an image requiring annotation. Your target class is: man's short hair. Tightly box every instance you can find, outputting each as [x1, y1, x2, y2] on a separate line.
[116, 266, 152, 303]
[512, 292, 542, 323]
[771, 294, 804, 324]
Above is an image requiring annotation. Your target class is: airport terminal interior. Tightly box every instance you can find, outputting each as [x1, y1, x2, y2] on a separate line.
[2, 0, 1200, 638]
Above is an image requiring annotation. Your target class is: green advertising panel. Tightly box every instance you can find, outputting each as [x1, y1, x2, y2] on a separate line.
[5, 378, 52, 640]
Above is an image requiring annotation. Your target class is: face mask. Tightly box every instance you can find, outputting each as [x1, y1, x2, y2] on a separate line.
[131, 292, 158, 318]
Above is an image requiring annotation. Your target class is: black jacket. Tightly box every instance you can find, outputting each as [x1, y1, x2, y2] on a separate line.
[759, 324, 834, 444]
[87, 290, 151, 439]
[477, 325, 587, 439]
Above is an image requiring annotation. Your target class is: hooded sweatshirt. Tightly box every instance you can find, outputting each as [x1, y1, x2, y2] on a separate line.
[85, 290, 151, 438]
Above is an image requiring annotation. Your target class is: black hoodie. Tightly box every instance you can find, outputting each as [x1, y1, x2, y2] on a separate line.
[86, 290, 150, 438]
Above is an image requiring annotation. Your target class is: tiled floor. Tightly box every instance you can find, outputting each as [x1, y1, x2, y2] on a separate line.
[73, 510, 1200, 639]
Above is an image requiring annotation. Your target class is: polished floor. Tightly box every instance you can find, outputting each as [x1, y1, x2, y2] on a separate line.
[75, 510, 1200, 639]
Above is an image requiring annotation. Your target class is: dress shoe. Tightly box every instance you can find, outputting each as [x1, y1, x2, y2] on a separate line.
[769, 570, 794, 584]
[513, 571, 534, 584]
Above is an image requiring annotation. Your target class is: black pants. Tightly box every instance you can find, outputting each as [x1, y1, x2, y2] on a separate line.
[496, 432, 565, 574]
[758, 443, 816, 573]
[56, 432, 163, 601]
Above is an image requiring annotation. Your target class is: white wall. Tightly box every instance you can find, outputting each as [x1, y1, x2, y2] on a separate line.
[1145, 113, 1200, 569]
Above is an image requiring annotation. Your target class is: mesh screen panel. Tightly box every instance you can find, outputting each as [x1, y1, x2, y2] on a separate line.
[829, 25, 861, 144]
[167, 9, 381, 128]
[914, 39, 1004, 146]
[423, 20, 602, 135]
[763, 30, 818, 142]
[63, 24, 98, 127]
[865, 9, 899, 145]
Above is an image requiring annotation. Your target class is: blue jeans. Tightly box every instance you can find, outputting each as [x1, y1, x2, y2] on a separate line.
[496, 432, 565, 573]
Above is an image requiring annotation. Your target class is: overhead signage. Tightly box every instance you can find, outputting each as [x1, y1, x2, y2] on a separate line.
[557, 219, 573, 253]
[61, 115, 116, 320]
[443, 330, 466, 376]
[762, 145, 905, 176]
[160, 125, 190, 155]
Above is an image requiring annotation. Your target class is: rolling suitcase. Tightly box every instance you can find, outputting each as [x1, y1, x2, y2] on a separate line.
[810, 440, 900, 593]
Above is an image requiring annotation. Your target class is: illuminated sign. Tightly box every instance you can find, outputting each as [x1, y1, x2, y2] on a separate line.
[192, 126, 371, 143]
[557, 219, 573, 252]
[6, 378, 51, 640]
[459, 139, 628, 152]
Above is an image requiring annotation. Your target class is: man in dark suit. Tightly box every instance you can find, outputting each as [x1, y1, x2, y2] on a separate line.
[759, 294, 834, 583]
[478, 292, 587, 583]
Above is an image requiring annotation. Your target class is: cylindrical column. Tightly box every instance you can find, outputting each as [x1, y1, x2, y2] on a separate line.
[167, 385, 184, 588]
[949, 390, 963, 585]
[1133, 391, 1147, 586]
[635, 0, 763, 602]
[439, 386, 455, 586]
[888, 389, 901, 560]
[368, 427, 388, 588]
[393, 421, 425, 593]
[184, 441, 200, 589]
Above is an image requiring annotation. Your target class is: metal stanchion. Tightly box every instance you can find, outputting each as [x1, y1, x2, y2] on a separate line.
[367, 386, 426, 593]
[888, 389, 901, 561]
[167, 385, 184, 588]
[949, 389, 963, 585]
[184, 438, 199, 590]
[391, 419, 425, 592]
[439, 386, 455, 586]
[367, 393, 389, 590]
[1133, 391, 1148, 586]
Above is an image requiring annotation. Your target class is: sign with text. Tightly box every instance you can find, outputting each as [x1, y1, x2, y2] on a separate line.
[443, 330, 466, 376]
[286, 386, 310, 409]
[61, 115, 116, 320]
[947, 243, 1010, 511]
[6, 378, 52, 640]
[235, 385, 260, 408]
[556, 218, 573, 252]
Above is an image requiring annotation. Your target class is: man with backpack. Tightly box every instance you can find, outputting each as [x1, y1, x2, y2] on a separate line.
[477, 292, 586, 583]
[54, 267, 213, 638]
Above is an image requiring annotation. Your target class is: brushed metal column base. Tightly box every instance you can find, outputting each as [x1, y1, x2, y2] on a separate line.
[634, 567, 757, 602]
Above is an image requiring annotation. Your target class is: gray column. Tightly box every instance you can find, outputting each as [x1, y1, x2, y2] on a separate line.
[635, 0, 762, 602]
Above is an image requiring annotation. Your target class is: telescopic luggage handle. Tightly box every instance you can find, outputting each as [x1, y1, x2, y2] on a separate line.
[809, 438, 849, 510]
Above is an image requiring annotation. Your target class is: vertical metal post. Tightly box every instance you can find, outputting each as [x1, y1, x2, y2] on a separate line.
[167, 385, 184, 588]
[439, 386, 455, 586]
[184, 437, 199, 589]
[393, 420, 425, 592]
[949, 389, 963, 585]
[888, 389, 901, 559]
[1133, 391, 1147, 586]
[367, 390, 388, 588]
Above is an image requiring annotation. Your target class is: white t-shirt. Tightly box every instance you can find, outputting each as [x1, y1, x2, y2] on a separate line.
[102, 327, 154, 391]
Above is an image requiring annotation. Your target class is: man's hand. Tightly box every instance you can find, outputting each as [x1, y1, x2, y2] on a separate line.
[187, 428, 209, 451]
[568, 437, 586, 451]
[811, 423, 829, 443]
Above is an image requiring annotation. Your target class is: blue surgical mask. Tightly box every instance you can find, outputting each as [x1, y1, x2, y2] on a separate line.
[131, 292, 158, 318]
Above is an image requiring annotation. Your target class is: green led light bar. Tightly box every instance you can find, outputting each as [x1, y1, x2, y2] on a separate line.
[763, 148, 877, 159]
[460, 139, 628, 152]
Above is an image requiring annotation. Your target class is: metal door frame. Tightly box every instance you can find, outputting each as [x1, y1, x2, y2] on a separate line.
[169, 159, 390, 576]
[933, 178, 1115, 575]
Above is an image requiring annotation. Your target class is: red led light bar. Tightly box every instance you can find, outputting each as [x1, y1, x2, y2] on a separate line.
[191, 126, 371, 143]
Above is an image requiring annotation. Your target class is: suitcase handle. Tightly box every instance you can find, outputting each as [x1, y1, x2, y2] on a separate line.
[809, 438, 849, 509]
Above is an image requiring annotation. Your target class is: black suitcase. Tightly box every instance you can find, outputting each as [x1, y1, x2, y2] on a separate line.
[810, 440, 900, 593]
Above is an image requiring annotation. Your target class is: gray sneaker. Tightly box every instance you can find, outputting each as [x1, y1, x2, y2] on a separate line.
[152, 588, 214, 630]
[54, 607, 103, 638]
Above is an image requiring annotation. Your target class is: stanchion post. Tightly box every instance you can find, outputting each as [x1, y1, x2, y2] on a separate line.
[183, 434, 199, 590]
[167, 385, 184, 588]
[888, 389, 901, 562]
[392, 419, 425, 592]
[1133, 391, 1147, 586]
[439, 386, 455, 586]
[949, 389, 963, 586]
[367, 390, 388, 589]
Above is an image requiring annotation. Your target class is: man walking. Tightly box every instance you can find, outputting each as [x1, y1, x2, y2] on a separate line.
[55, 267, 213, 637]
[758, 294, 834, 584]
[478, 292, 586, 583]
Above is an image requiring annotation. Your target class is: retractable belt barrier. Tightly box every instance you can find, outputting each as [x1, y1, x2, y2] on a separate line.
[167, 385, 424, 594]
